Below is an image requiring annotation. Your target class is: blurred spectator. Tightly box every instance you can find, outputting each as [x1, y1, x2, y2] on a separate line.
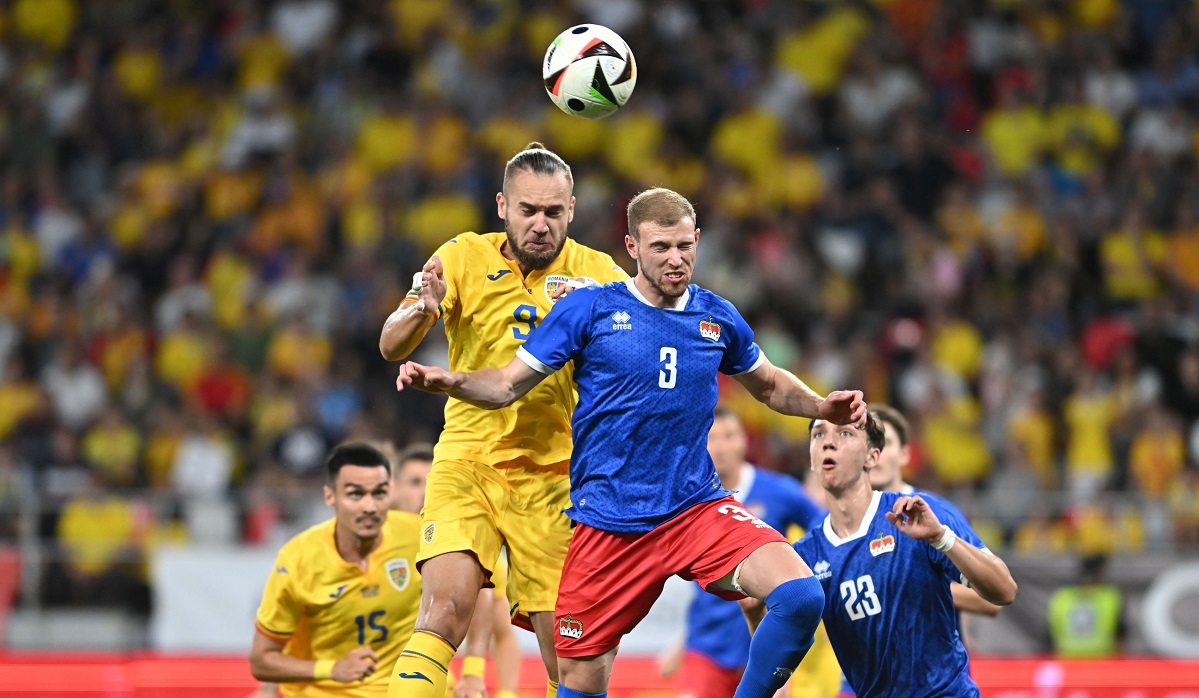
[1047, 555, 1124, 658]
[40, 343, 108, 431]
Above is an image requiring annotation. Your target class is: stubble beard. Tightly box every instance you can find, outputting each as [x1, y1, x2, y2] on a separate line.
[505, 221, 566, 270]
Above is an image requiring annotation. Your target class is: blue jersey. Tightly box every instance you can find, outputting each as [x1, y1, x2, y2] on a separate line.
[685, 466, 825, 669]
[517, 280, 763, 532]
[794, 491, 987, 698]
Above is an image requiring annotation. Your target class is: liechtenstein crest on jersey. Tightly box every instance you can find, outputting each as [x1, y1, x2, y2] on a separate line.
[869, 533, 896, 557]
[386, 559, 411, 591]
[544, 274, 571, 302]
[699, 316, 721, 341]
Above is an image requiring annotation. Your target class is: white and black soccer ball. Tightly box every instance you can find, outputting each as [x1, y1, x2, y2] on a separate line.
[543, 24, 637, 119]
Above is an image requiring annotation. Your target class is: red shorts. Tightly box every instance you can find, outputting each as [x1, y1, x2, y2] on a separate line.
[677, 650, 743, 698]
[554, 496, 788, 657]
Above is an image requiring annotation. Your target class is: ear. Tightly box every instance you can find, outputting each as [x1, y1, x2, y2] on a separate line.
[898, 444, 911, 469]
[323, 484, 335, 508]
[567, 195, 576, 224]
[694, 227, 701, 244]
[625, 234, 638, 260]
[864, 448, 881, 472]
[496, 191, 507, 220]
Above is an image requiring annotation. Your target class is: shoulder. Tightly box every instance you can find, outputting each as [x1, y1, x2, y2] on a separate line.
[914, 490, 967, 520]
[794, 527, 823, 553]
[276, 518, 334, 565]
[436, 231, 494, 262]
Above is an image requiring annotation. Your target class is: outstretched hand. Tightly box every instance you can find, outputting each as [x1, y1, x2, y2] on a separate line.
[396, 362, 460, 394]
[818, 389, 867, 427]
[884, 495, 945, 543]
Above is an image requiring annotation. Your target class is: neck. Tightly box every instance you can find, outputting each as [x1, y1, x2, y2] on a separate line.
[633, 274, 680, 308]
[882, 476, 907, 493]
[717, 463, 742, 490]
[334, 523, 380, 567]
[826, 477, 875, 538]
[499, 242, 535, 277]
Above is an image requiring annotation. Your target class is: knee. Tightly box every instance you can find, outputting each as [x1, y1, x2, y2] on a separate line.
[765, 576, 825, 625]
[421, 587, 479, 639]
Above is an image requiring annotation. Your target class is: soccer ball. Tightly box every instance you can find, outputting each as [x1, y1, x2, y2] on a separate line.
[543, 24, 637, 119]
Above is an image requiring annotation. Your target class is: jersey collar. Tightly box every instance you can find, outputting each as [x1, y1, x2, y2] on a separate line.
[731, 463, 755, 504]
[623, 278, 690, 310]
[822, 490, 882, 546]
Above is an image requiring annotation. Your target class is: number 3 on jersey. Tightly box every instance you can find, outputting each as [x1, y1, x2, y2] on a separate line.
[659, 347, 677, 389]
[840, 574, 881, 620]
[512, 304, 538, 340]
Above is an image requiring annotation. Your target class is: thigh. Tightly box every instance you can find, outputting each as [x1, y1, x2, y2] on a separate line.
[418, 459, 504, 578]
[498, 461, 572, 619]
[554, 524, 668, 658]
[666, 498, 791, 600]
[678, 650, 744, 698]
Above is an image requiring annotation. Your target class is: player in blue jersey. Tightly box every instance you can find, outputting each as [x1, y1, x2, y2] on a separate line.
[396, 187, 867, 698]
[868, 405, 1001, 643]
[788, 413, 1017, 698]
[663, 407, 825, 698]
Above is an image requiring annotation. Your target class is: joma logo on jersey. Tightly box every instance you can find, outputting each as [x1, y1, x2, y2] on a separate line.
[869, 533, 896, 557]
[558, 614, 584, 639]
[717, 503, 769, 528]
[611, 310, 632, 330]
[699, 316, 721, 341]
[813, 560, 832, 580]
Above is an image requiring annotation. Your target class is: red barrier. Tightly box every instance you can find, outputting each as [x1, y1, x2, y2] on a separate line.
[0, 655, 1195, 697]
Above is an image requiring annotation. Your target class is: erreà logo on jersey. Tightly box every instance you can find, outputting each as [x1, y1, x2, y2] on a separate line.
[869, 533, 896, 557]
[699, 316, 721, 341]
[558, 614, 584, 639]
[813, 560, 832, 580]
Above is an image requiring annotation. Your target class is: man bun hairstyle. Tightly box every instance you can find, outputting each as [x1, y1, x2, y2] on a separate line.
[503, 142, 573, 193]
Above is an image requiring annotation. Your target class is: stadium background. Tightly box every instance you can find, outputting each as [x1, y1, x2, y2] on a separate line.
[0, 0, 1197, 695]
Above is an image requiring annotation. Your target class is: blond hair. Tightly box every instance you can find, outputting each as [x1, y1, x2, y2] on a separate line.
[626, 187, 696, 240]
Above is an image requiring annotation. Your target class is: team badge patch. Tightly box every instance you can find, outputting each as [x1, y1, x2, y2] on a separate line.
[386, 559, 411, 591]
[869, 533, 896, 557]
[557, 613, 584, 639]
[544, 274, 571, 302]
[423, 523, 435, 544]
[699, 316, 721, 341]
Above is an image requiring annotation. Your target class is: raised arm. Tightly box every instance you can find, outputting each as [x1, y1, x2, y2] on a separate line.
[731, 356, 867, 426]
[397, 356, 548, 410]
[380, 257, 447, 361]
[885, 495, 1018, 607]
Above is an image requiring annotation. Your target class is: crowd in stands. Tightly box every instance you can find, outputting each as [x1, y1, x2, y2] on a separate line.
[0, 0, 1198, 613]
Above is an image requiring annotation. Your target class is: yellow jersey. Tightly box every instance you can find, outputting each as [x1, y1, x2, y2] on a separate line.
[255, 513, 423, 698]
[417, 232, 628, 466]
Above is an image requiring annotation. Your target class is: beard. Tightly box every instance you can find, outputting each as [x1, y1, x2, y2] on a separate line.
[505, 221, 566, 270]
[640, 264, 690, 299]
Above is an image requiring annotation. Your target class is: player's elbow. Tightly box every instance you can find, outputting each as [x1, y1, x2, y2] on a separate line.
[379, 335, 407, 362]
[247, 652, 271, 681]
[985, 577, 1018, 607]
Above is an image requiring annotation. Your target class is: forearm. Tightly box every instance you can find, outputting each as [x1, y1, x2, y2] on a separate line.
[462, 589, 495, 660]
[379, 301, 438, 361]
[449, 367, 521, 409]
[740, 596, 767, 634]
[942, 536, 1018, 606]
[758, 367, 825, 418]
[951, 582, 1003, 617]
[249, 649, 327, 684]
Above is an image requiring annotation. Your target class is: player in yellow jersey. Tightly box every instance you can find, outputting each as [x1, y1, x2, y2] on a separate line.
[380, 143, 628, 698]
[249, 443, 423, 697]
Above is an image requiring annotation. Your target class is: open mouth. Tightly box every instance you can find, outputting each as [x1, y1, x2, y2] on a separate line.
[664, 271, 685, 282]
[821, 457, 837, 469]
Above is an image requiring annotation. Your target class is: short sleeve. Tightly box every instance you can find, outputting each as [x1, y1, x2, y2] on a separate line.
[717, 299, 763, 375]
[408, 238, 464, 321]
[516, 286, 596, 374]
[923, 495, 987, 586]
[255, 551, 298, 642]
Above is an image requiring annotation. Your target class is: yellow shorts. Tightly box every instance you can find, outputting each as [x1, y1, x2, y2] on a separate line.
[418, 457, 571, 622]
